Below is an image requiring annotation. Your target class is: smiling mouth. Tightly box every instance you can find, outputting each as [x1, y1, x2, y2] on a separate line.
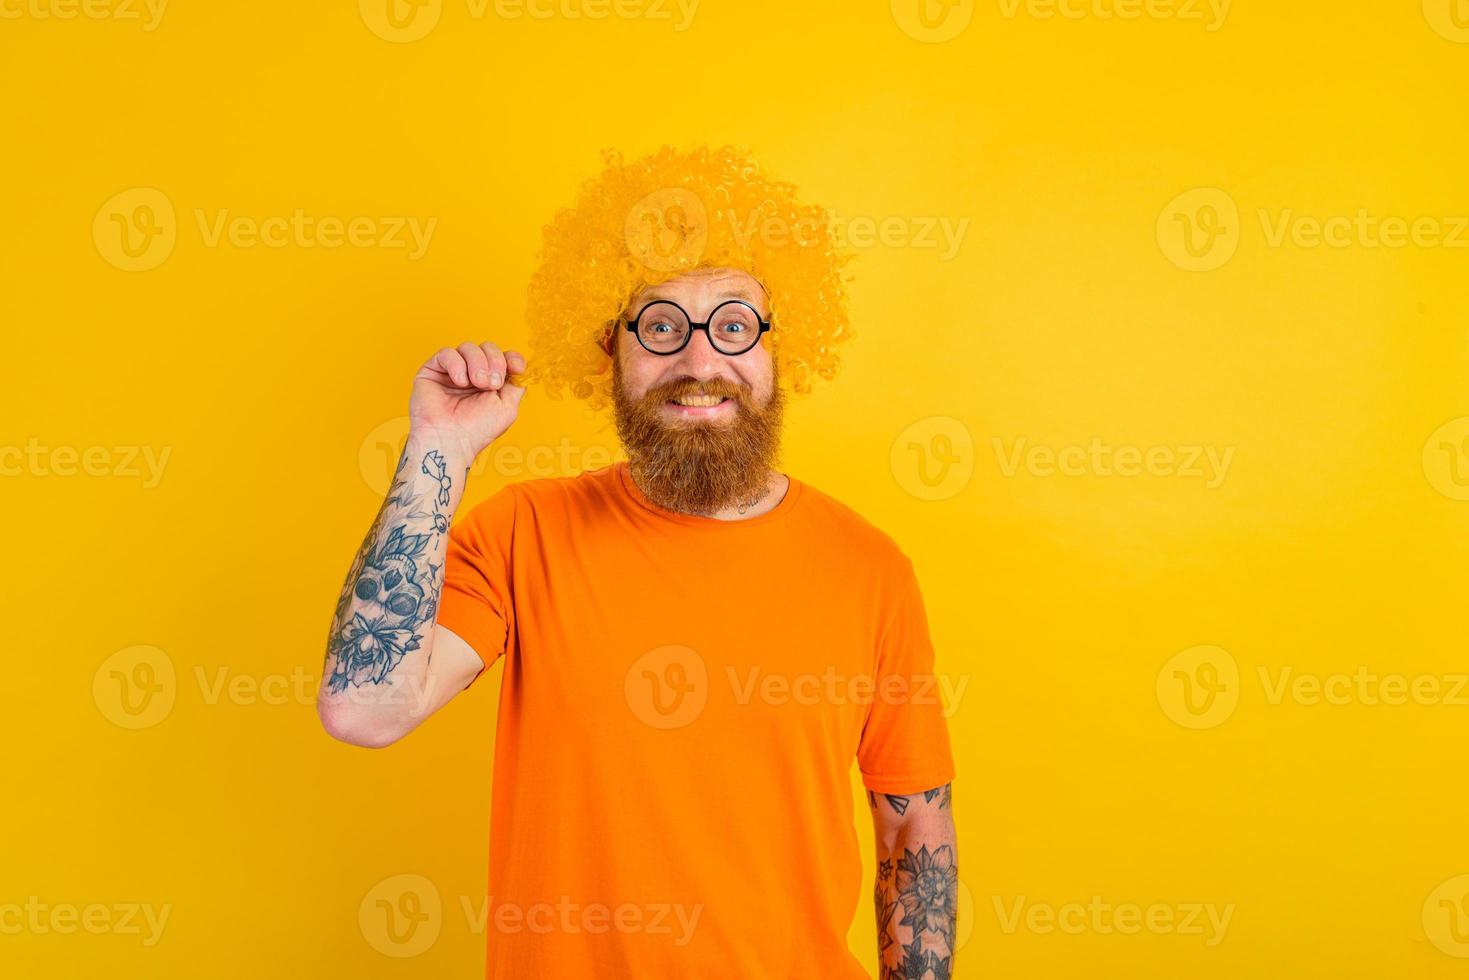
[668, 394, 732, 408]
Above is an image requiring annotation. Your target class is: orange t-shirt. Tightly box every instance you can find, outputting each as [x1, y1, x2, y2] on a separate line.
[437, 460, 955, 978]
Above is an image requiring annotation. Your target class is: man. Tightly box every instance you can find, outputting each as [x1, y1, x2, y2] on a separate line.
[318, 147, 957, 978]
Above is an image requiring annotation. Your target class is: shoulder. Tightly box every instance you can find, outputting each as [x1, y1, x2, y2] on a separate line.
[792, 477, 914, 575]
[469, 461, 620, 517]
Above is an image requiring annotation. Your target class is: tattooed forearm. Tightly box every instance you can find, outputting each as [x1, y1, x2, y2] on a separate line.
[325, 438, 465, 696]
[870, 783, 957, 980]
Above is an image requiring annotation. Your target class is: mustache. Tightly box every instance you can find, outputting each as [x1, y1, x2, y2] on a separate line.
[646, 377, 751, 404]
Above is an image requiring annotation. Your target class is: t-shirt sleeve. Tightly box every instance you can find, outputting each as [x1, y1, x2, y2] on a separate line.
[857, 554, 957, 795]
[435, 482, 519, 685]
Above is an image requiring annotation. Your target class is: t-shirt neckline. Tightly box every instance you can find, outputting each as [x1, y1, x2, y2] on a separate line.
[615, 460, 803, 528]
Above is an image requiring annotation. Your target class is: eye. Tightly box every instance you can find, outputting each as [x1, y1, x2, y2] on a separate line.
[354, 579, 379, 601]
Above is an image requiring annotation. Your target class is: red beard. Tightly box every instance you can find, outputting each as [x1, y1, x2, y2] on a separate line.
[612, 352, 786, 516]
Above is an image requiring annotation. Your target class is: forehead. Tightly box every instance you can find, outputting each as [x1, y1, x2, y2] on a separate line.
[631, 267, 768, 306]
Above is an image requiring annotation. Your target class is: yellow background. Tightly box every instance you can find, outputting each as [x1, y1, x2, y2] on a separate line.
[4, 0, 1468, 976]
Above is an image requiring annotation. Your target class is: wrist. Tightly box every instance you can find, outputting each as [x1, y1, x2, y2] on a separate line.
[404, 426, 479, 470]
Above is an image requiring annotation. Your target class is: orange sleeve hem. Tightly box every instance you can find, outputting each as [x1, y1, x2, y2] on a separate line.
[860, 764, 956, 796]
[434, 591, 499, 688]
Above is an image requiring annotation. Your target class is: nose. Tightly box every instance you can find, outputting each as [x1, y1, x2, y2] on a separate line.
[674, 327, 734, 379]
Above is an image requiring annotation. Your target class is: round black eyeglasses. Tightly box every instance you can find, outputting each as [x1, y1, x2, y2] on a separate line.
[622, 299, 772, 356]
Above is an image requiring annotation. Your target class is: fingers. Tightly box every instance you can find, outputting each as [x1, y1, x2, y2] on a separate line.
[430, 347, 470, 387]
[429, 344, 525, 392]
[458, 341, 495, 388]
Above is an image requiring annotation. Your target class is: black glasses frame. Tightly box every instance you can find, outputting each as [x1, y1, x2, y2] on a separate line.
[622, 299, 772, 356]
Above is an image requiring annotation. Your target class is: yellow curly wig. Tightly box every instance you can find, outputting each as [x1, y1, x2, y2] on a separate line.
[521, 145, 855, 410]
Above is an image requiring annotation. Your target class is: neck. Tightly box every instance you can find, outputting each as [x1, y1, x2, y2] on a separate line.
[630, 465, 790, 522]
[712, 469, 788, 521]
